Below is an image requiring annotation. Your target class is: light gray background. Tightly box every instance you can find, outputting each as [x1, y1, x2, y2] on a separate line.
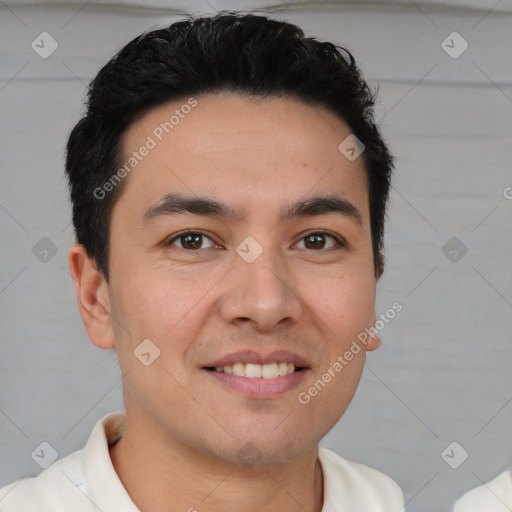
[1, 1, 511, 511]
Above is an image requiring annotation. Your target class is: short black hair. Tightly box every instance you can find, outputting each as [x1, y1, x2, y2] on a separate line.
[65, 11, 394, 283]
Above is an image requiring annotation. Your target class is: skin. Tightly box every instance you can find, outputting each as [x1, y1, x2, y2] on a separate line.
[69, 93, 381, 512]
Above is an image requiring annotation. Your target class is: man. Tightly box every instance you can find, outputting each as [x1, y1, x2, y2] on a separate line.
[0, 12, 404, 511]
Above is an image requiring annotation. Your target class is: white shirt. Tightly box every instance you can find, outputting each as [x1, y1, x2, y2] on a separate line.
[0, 411, 404, 511]
[453, 470, 512, 512]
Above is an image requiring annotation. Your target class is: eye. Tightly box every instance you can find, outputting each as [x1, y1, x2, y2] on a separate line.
[165, 230, 345, 252]
[166, 231, 217, 251]
[296, 231, 345, 251]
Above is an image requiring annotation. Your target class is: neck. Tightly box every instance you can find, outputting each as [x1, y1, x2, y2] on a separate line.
[108, 411, 324, 512]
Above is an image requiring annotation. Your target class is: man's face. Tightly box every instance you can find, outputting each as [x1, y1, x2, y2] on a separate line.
[103, 93, 379, 465]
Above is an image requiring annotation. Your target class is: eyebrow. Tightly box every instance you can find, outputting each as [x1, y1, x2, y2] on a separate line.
[142, 193, 363, 226]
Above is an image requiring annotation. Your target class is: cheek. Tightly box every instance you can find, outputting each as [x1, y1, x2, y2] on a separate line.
[305, 271, 376, 335]
[108, 272, 200, 407]
[110, 269, 199, 339]
[108, 268, 217, 383]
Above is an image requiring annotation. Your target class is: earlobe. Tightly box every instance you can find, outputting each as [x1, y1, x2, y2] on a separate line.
[365, 329, 381, 351]
[68, 243, 115, 350]
[365, 311, 381, 352]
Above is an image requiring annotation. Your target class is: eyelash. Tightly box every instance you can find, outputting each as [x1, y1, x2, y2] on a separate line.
[165, 230, 346, 252]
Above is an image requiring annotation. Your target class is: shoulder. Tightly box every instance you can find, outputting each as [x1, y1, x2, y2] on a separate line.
[318, 446, 404, 511]
[0, 450, 92, 512]
[453, 469, 512, 512]
[0, 411, 126, 512]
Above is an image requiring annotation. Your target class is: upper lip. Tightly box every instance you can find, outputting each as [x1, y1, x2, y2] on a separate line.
[203, 349, 311, 369]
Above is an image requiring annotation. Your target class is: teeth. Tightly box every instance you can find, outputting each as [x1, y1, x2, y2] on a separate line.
[245, 363, 262, 378]
[233, 362, 245, 377]
[214, 362, 297, 379]
[262, 362, 278, 379]
[278, 362, 289, 376]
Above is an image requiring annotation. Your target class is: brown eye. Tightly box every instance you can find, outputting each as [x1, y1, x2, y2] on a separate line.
[296, 232, 343, 251]
[167, 232, 215, 251]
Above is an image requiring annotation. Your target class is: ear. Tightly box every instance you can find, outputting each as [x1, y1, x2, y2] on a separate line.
[365, 310, 381, 352]
[68, 243, 115, 350]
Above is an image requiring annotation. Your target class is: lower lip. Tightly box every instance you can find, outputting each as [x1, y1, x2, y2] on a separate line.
[203, 369, 309, 398]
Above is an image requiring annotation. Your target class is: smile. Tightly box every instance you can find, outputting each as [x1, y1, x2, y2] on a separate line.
[206, 362, 302, 379]
[203, 364, 308, 398]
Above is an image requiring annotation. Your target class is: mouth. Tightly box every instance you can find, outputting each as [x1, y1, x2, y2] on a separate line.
[202, 351, 310, 398]
[203, 362, 307, 379]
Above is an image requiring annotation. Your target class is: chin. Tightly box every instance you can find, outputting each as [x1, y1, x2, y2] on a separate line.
[213, 430, 316, 467]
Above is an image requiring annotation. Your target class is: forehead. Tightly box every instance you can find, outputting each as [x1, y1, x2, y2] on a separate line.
[113, 93, 369, 226]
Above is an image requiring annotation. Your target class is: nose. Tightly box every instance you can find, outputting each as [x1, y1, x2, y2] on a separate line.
[218, 243, 303, 333]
